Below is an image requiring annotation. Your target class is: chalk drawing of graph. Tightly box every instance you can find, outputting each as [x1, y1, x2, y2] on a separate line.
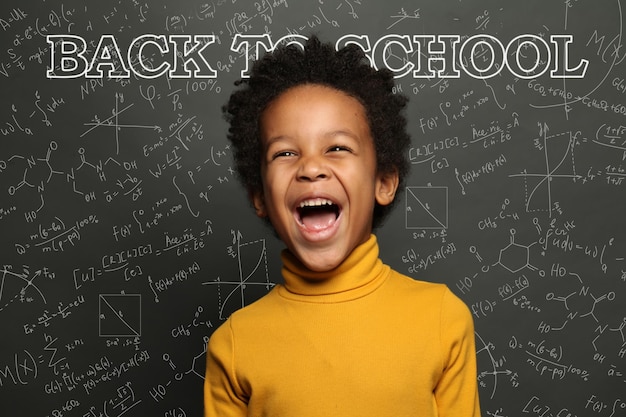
[405, 186, 448, 229]
[475, 332, 515, 400]
[204, 232, 273, 320]
[509, 127, 582, 217]
[80, 93, 161, 155]
[0, 266, 47, 313]
[99, 294, 142, 337]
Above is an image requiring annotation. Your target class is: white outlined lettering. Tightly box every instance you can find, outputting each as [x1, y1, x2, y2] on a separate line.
[47, 33, 589, 80]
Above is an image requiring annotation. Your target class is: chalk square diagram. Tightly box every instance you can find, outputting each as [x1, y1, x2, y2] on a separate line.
[98, 294, 142, 337]
[405, 186, 449, 229]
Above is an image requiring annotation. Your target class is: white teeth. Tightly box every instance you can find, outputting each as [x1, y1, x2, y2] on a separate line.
[299, 198, 334, 208]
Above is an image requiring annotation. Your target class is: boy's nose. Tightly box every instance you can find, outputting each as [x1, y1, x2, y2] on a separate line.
[297, 155, 329, 181]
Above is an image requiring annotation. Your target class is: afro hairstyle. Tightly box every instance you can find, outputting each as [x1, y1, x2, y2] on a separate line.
[223, 34, 411, 229]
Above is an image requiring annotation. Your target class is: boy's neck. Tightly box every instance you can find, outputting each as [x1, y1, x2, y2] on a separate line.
[278, 235, 388, 299]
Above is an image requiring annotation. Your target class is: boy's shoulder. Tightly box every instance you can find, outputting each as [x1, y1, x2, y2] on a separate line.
[388, 268, 449, 294]
[223, 286, 282, 324]
[386, 268, 470, 311]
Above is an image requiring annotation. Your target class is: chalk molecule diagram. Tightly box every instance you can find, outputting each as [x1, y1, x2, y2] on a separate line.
[492, 229, 542, 275]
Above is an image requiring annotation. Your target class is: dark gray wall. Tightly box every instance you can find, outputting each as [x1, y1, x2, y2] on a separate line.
[1, 1, 625, 416]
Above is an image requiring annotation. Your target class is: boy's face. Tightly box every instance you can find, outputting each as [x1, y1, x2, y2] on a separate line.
[253, 84, 398, 273]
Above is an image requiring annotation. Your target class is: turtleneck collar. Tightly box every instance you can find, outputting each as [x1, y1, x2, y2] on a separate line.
[277, 235, 390, 303]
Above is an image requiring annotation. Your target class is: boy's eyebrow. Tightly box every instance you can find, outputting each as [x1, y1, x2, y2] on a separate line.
[325, 129, 363, 140]
[263, 129, 364, 146]
[261, 135, 290, 149]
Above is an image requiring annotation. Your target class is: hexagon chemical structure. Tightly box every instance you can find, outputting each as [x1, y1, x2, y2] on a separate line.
[496, 229, 538, 274]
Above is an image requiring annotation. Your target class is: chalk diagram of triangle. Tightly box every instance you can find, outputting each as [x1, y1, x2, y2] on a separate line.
[98, 294, 142, 337]
[405, 186, 448, 229]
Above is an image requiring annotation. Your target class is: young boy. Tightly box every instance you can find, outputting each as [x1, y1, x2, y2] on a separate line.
[205, 35, 481, 417]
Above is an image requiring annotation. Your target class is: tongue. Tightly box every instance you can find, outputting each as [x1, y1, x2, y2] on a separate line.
[301, 209, 336, 230]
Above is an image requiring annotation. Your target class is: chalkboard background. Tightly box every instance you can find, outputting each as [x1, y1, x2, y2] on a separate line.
[1, 1, 625, 416]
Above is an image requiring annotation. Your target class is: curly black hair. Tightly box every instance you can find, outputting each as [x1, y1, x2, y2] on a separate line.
[223, 35, 411, 229]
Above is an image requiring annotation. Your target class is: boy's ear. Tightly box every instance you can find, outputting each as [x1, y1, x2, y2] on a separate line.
[250, 189, 267, 218]
[375, 169, 400, 206]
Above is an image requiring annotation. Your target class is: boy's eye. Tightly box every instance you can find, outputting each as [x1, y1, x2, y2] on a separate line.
[272, 150, 296, 159]
[328, 145, 351, 153]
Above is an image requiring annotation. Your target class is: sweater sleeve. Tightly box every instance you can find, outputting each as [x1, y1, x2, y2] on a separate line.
[204, 319, 248, 417]
[434, 288, 482, 417]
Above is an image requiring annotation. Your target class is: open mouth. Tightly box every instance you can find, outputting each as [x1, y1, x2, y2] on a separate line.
[296, 198, 341, 231]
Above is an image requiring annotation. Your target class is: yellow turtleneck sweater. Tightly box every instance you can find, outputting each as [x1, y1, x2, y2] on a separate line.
[205, 235, 481, 417]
